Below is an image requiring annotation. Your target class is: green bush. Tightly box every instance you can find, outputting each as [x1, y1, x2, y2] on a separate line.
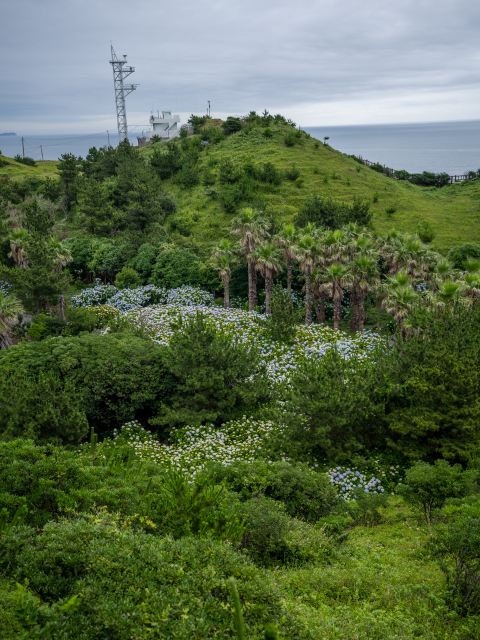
[0, 374, 88, 446]
[296, 194, 372, 229]
[0, 440, 144, 527]
[152, 468, 245, 542]
[133, 242, 158, 281]
[384, 305, 480, 460]
[285, 165, 300, 181]
[0, 333, 177, 433]
[154, 312, 270, 428]
[448, 242, 480, 269]
[63, 306, 100, 336]
[345, 488, 389, 526]
[27, 314, 66, 340]
[283, 349, 384, 461]
[150, 247, 202, 289]
[237, 495, 334, 566]
[212, 459, 338, 523]
[263, 285, 301, 344]
[114, 266, 142, 289]
[397, 460, 478, 524]
[2, 516, 282, 639]
[416, 220, 435, 243]
[430, 517, 480, 614]
[284, 131, 297, 147]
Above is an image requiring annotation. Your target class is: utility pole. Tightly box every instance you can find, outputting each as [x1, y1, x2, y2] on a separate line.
[109, 45, 138, 143]
[22, 137, 24, 158]
[107, 130, 110, 146]
[40, 145, 45, 167]
[208, 100, 211, 117]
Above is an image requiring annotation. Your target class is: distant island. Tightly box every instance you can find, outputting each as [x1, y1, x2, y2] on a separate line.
[0, 132, 17, 136]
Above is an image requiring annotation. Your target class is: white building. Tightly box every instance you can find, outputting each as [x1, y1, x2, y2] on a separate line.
[146, 111, 181, 141]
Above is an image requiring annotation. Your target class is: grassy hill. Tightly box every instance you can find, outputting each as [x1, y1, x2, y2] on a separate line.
[141, 123, 480, 252]
[0, 153, 58, 178]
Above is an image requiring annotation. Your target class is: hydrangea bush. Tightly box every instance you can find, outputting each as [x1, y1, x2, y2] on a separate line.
[96, 418, 280, 477]
[71, 283, 214, 311]
[0, 280, 12, 297]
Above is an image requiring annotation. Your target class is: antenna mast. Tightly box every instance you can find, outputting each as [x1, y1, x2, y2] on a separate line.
[109, 45, 138, 142]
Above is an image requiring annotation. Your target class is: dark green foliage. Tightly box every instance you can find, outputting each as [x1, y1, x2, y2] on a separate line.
[0, 333, 177, 432]
[285, 165, 300, 181]
[0, 373, 88, 446]
[78, 178, 114, 235]
[283, 131, 297, 147]
[283, 349, 384, 461]
[150, 247, 202, 288]
[63, 307, 100, 336]
[133, 242, 158, 281]
[384, 305, 480, 460]
[0, 199, 69, 313]
[416, 220, 436, 243]
[1, 516, 282, 639]
[153, 468, 245, 542]
[155, 312, 270, 428]
[41, 177, 61, 202]
[149, 142, 183, 179]
[201, 126, 226, 144]
[57, 153, 81, 206]
[114, 266, 142, 289]
[202, 166, 217, 186]
[219, 158, 241, 185]
[0, 440, 143, 527]
[223, 117, 243, 135]
[431, 517, 480, 614]
[175, 159, 200, 187]
[211, 459, 338, 523]
[27, 314, 66, 340]
[14, 155, 36, 167]
[263, 128, 273, 138]
[258, 162, 282, 186]
[296, 194, 372, 229]
[85, 241, 124, 282]
[345, 488, 389, 526]
[448, 242, 480, 269]
[237, 496, 294, 565]
[263, 285, 301, 343]
[397, 460, 478, 524]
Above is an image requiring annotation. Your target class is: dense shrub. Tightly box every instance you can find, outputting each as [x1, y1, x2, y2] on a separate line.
[0, 333, 177, 432]
[114, 266, 142, 289]
[283, 349, 384, 461]
[396, 460, 478, 524]
[150, 247, 202, 289]
[132, 243, 158, 281]
[431, 517, 480, 614]
[0, 440, 143, 527]
[384, 305, 480, 460]
[222, 116, 243, 135]
[0, 374, 88, 446]
[212, 459, 338, 523]
[154, 312, 270, 428]
[2, 516, 282, 639]
[296, 194, 372, 229]
[448, 242, 480, 269]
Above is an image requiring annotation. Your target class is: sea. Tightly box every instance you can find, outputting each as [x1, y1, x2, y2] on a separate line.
[1, 120, 480, 175]
[302, 120, 480, 175]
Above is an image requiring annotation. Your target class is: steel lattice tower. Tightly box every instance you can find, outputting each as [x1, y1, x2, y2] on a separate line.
[109, 45, 138, 142]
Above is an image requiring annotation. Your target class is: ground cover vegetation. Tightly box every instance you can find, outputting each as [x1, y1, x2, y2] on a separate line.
[1, 112, 480, 638]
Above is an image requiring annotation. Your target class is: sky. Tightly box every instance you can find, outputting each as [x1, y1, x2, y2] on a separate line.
[1, 0, 480, 134]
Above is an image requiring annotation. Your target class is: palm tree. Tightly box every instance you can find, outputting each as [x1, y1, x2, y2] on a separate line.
[253, 243, 283, 314]
[430, 280, 465, 310]
[382, 285, 418, 337]
[0, 294, 23, 350]
[274, 223, 297, 296]
[50, 238, 73, 274]
[210, 253, 238, 308]
[8, 228, 29, 268]
[311, 266, 331, 324]
[375, 270, 410, 329]
[348, 254, 380, 332]
[231, 208, 270, 311]
[294, 234, 318, 326]
[429, 257, 458, 291]
[463, 272, 480, 304]
[324, 262, 350, 330]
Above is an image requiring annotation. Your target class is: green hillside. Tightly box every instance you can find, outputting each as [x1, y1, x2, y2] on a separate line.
[141, 122, 480, 252]
[0, 153, 58, 178]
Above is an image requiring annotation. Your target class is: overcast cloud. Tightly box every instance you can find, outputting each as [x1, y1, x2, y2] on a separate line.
[1, 0, 480, 133]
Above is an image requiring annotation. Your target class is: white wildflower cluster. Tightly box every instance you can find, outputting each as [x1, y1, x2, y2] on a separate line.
[71, 283, 213, 311]
[327, 466, 385, 501]
[107, 417, 279, 477]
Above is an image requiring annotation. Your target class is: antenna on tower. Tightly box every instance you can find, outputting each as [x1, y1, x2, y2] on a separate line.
[109, 45, 138, 143]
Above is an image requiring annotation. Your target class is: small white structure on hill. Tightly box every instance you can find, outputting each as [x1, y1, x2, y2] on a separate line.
[146, 111, 181, 141]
